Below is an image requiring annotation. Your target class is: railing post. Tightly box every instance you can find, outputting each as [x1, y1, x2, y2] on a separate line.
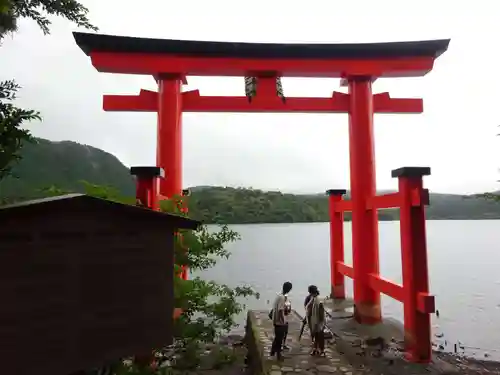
[392, 166, 432, 362]
[326, 189, 347, 299]
[130, 166, 164, 211]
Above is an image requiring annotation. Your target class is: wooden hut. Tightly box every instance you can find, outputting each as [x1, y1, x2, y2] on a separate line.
[0, 194, 200, 375]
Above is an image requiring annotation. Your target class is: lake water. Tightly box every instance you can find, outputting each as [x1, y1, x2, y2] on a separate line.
[196, 221, 500, 359]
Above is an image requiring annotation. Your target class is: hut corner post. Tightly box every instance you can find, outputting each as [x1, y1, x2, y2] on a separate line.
[129, 166, 166, 368]
[130, 166, 165, 211]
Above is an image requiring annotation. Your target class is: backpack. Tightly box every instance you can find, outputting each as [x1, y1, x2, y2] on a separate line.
[318, 302, 325, 322]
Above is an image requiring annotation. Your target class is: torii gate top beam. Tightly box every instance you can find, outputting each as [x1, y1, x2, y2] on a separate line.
[73, 32, 450, 78]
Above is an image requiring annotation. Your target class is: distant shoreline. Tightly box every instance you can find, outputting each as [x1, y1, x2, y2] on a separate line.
[3, 138, 500, 223]
[207, 218, 500, 225]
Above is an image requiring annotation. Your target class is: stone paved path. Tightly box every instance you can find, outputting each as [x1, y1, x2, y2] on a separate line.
[252, 310, 367, 375]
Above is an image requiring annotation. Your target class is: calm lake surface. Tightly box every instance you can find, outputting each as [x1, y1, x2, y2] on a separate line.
[196, 221, 500, 358]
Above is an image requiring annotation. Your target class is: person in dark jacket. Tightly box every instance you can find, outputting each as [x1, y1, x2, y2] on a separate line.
[304, 285, 316, 307]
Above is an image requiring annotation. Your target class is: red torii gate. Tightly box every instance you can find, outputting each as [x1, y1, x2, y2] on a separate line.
[73, 32, 449, 362]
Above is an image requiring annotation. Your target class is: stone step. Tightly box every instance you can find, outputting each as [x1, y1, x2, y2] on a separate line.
[246, 310, 364, 375]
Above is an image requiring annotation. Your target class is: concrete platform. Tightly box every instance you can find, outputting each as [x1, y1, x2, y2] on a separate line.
[245, 309, 371, 375]
[245, 303, 500, 375]
[323, 297, 355, 312]
[322, 298, 489, 375]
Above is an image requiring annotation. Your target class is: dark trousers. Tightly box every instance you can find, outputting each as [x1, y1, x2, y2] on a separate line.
[282, 322, 289, 346]
[271, 324, 287, 357]
[313, 330, 325, 352]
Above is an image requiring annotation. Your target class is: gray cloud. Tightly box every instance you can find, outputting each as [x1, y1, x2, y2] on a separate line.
[1, 0, 499, 194]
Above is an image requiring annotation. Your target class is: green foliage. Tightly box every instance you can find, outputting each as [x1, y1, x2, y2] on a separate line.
[188, 186, 398, 223]
[175, 225, 235, 271]
[0, 80, 39, 180]
[424, 192, 500, 219]
[0, 0, 16, 36]
[474, 192, 500, 202]
[163, 194, 259, 343]
[209, 346, 239, 369]
[37, 184, 70, 196]
[0, 0, 97, 37]
[35, 181, 136, 206]
[79, 180, 136, 204]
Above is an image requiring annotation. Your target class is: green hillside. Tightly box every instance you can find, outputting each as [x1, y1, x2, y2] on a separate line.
[425, 193, 500, 220]
[0, 138, 135, 200]
[1, 138, 500, 223]
[188, 186, 396, 223]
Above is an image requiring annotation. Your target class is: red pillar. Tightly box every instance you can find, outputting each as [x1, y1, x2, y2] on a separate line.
[179, 188, 191, 280]
[157, 76, 188, 278]
[157, 75, 183, 198]
[347, 77, 381, 324]
[326, 189, 347, 299]
[130, 166, 164, 211]
[393, 166, 432, 362]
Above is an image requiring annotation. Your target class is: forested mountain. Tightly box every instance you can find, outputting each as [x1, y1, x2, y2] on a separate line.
[187, 186, 396, 223]
[1, 138, 500, 223]
[0, 138, 134, 200]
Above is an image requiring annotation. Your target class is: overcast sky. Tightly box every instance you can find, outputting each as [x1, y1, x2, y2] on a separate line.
[1, 0, 499, 194]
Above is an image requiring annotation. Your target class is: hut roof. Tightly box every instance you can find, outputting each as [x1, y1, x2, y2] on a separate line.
[0, 194, 200, 229]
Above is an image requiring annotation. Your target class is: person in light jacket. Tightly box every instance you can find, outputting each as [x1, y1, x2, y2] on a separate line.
[308, 288, 326, 356]
[270, 281, 293, 360]
[304, 285, 317, 344]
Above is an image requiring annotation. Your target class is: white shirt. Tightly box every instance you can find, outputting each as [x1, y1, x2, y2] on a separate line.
[272, 293, 289, 325]
[284, 294, 292, 322]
